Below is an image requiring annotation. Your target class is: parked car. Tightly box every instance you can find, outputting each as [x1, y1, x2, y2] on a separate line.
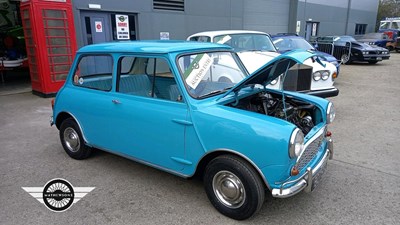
[356, 32, 392, 49]
[378, 17, 400, 51]
[51, 41, 335, 220]
[315, 35, 390, 64]
[188, 30, 339, 98]
[271, 33, 340, 75]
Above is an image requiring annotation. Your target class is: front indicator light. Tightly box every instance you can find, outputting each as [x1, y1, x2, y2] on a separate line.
[291, 166, 299, 176]
[332, 72, 337, 79]
[326, 131, 332, 137]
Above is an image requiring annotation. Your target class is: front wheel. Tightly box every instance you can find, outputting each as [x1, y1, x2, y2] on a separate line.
[341, 53, 351, 64]
[59, 118, 92, 160]
[203, 155, 265, 220]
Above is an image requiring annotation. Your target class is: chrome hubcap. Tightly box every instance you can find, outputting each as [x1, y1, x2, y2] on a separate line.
[212, 170, 246, 208]
[63, 127, 80, 152]
[341, 54, 349, 63]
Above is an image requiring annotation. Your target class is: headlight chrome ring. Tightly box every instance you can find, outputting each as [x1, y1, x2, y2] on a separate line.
[321, 71, 330, 80]
[289, 128, 304, 158]
[327, 102, 335, 124]
[313, 71, 322, 81]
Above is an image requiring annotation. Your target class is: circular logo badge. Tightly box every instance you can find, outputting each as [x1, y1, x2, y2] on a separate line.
[42, 179, 75, 212]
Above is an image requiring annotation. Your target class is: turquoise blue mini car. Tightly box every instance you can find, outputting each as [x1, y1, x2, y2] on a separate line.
[51, 41, 335, 220]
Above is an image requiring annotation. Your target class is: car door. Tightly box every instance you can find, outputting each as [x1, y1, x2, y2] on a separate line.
[105, 55, 189, 172]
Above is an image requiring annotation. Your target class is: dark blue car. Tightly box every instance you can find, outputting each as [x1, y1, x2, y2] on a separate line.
[356, 33, 391, 48]
[271, 34, 340, 75]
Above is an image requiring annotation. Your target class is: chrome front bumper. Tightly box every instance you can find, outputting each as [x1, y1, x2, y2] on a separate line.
[271, 138, 333, 198]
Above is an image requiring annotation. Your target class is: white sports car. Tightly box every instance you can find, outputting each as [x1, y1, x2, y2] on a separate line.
[188, 30, 339, 98]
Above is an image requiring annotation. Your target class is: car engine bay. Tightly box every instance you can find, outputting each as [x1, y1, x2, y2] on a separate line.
[229, 92, 317, 135]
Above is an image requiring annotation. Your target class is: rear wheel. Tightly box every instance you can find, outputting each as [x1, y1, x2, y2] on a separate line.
[60, 118, 92, 160]
[203, 155, 265, 220]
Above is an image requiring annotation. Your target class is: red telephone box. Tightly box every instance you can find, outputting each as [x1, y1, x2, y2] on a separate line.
[20, 0, 77, 97]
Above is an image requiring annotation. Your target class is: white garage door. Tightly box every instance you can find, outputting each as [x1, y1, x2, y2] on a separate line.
[243, 0, 290, 34]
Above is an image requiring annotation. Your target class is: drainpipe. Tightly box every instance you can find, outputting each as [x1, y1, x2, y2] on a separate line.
[344, 0, 352, 34]
[303, 0, 307, 38]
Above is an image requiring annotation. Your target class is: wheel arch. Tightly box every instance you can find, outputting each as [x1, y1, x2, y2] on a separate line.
[55, 112, 89, 144]
[193, 149, 271, 190]
[55, 111, 73, 129]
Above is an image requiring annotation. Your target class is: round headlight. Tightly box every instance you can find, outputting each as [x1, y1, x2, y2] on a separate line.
[327, 102, 335, 124]
[363, 51, 369, 55]
[313, 71, 322, 81]
[289, 128, 304, 158]
[270, 77, 279, 85]
[321, 71, 330, 80]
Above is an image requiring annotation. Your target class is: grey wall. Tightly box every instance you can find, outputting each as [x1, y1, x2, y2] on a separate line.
[297, 0, 379, 38]
[242, 0, 291, 34]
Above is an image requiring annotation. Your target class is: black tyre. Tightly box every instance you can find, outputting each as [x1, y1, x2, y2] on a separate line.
[59, 118, 92, 160]
[203, 155, 265, 220]
[368, 60, 378, 64]
[341, 53, 351, 64]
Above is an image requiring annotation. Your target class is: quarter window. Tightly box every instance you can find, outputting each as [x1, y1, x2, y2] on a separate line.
[118, 56, 184, 102]
[73, 55, 113, 91]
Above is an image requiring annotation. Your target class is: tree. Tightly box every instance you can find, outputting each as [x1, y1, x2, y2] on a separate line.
[376, 0, 400, 30]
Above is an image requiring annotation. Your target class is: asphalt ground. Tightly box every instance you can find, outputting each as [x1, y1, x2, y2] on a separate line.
[1, 54, 399, 224]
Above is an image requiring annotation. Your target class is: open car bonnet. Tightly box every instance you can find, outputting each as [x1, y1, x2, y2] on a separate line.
[221, 49, 321, 98]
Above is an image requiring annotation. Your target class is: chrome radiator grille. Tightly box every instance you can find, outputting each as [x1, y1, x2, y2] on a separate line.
[297, 132, 324, 171]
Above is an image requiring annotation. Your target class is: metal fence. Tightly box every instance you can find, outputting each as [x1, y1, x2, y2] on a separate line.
[311, 41, 352, 64]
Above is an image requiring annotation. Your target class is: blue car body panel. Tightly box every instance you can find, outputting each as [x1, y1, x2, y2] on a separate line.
[53, 41, 332, 191]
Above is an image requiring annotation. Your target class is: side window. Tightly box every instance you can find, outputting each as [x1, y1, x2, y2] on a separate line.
[189, 36, 210, 42]
[118, 56, 184, 102]
[73, 55, 113, 91]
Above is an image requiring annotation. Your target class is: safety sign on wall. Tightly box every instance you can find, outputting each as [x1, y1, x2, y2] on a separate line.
[95, 21, 102, 32]
[160, 32, 170, 40]
[115, 14, 130, 39]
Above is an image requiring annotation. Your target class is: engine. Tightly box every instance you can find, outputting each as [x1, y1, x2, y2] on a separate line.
[229, 92, 316, 135]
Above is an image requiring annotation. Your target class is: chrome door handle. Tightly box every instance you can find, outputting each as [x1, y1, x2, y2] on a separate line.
[112, 99, 121, 104]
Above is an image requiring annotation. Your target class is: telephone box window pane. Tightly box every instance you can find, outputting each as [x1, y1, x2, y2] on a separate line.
[22, 10, 29, 19]
[43, 10, 66, 18]
[25, 29, 31, 37]
[47, 29, 68, 36]
[52, 65, 71, 72]
[26, 38, 33, 45]
[24, 20, 31, 28]
[51, 56, 71, 64]
[54, 73, 68, 81]
[46, 38, 68, 46]
[47, 19, 67, 28]
[48, 47, 71, 55]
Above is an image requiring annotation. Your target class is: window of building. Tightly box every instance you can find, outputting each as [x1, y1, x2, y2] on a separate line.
[154, 0, 185, 11]
[355, 24, 367, 35]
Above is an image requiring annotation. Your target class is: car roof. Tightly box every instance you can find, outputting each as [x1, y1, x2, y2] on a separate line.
[189, 30, 269, 38]
[77, 40, 232, 54]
